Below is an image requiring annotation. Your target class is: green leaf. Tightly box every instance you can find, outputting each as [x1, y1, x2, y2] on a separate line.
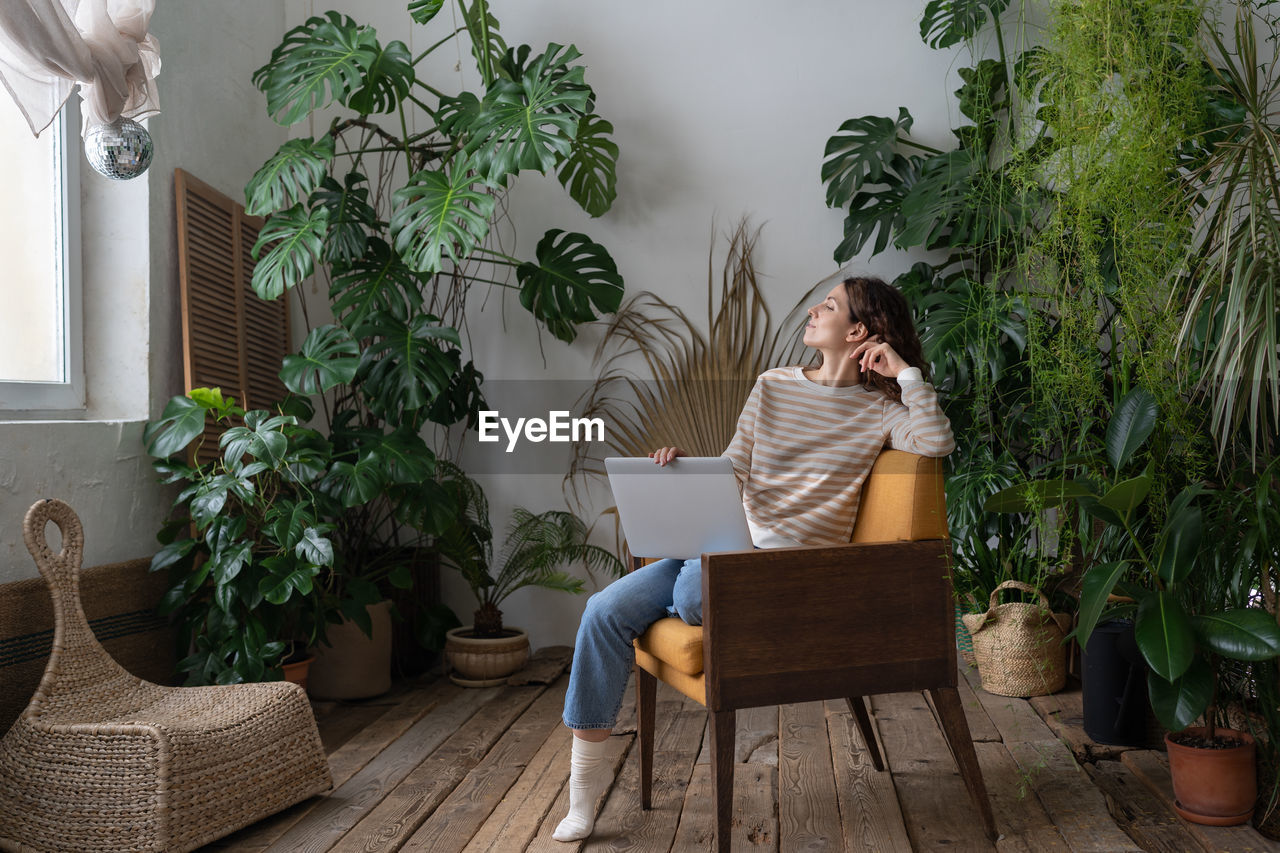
[281, 325, 361, 395]
[408, 0, 445, 24]
[245, 136, 335, 217]
[324, 456, 386, 506]
[822, 108, 914, 209]
[252, 12, 379, 125]
[556, 113, 619, 217]
[920, 0, 1011, 49]
[1194, 609, 1280, 661]
[144, 395, 210, 458]
[260, 567, 314, 605]
[1070, 561, 1128, 647]
[376, 426, 437, 484]
[390, 153, 496, 274]
[347, 40, 414, 115]
[983, 479, 1094, 513]
[1136, 590, 1196, 682]
[388, 563, 414, 589]
[1156, 501, 1201, 587]
[464, 43, 590, 183]
[329, 237, 424, 326]
[459, 0, 507, 84]
[1098, 475, 1154, 518]
[1106, 388, 1158, 472]
[355, 313, 462, 417]
[896, 149, 977, 249]
[955, 59, 1008, 126]
[834, 172, 915, 261]
[251, 203, 330, 300]
[296, 526, 335, 567]
[516, 229, 624, 343]
[150, 538, 196, 573]
[1148, 657, 1213, 733]
[311, 173, 376, 265]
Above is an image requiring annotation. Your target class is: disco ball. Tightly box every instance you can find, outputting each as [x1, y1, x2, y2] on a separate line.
[84, 117, 154, 180]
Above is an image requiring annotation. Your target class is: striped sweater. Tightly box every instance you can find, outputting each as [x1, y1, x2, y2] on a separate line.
[722, 366, 954, 546]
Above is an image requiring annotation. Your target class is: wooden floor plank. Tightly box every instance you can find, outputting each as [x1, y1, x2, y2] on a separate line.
[329, 684, 549, 853]
[671, 763, 717, 850]
[872, 692, 996, 851]
[778, 701, 841, 852]
[401, 681, 570, 852]
[579, 695, 707, 852]
[960, 665, 1059, 746]
[956, 668, 1002, 743]
[262, 685, 503, 853]
[460, 726, 571, 853]
[1085, 760, 1206, 853]
[1029, 687, 1136, 763]
[825, 699, 912, 852]
[972, 741, 1069, 852]
[1005, 739, 1141, 852]
[218, 679, 458, 851]
[1121, 749, 1278, 853]
[733, 763, 780, 851]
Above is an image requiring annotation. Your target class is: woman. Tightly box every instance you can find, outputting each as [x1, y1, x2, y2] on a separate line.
[552, 275, 954, 842]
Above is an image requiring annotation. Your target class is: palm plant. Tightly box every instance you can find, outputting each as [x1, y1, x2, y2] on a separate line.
[433, 462, 623, 637]
[566, 220, 816, 507]
[1177, 2, 1280, 464]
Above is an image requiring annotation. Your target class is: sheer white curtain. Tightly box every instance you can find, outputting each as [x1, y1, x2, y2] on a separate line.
[0, 0, 159, 137]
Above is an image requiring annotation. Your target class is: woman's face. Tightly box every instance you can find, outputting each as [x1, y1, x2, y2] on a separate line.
[803, 284, 864, 351]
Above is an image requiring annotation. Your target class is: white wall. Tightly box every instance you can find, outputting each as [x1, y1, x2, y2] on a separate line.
[0, 1, 289, 581]
[280, 0, 998, 646]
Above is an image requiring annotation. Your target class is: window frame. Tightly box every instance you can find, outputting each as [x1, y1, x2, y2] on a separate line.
[0, 102, 85, 416]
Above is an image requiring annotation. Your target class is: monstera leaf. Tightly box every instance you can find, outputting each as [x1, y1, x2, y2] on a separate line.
[347, 39, 414, 115]
[459, 0, 507, 84]
[245, 136, 335, 217]
[822, 108, 915, 209]
[311, 173, 376, 264]
[280, 324, 360, 395]
[557, 113, 619, 217]
[329, 238, 424, 327]
[834, 161, 918, 262]
[252, 12, 379, 126]
[920, 0, 1011, 49]
[355, 313, 463, 417]
[516, 229, 623, 343]
[390, 153, 497, 274]
[251, 204, 330, 300]
[408, 0, 445, 24]
[896, 149, 977, 249]
[464, 43, 591, 183]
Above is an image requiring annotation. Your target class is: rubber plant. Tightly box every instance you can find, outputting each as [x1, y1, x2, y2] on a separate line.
[985, 388, 1280, 735]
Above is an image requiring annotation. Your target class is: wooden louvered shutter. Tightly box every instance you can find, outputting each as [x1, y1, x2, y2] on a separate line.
[174, 169, 291, 461]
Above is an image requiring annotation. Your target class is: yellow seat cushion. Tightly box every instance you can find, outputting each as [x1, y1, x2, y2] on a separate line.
[633, 617, 704, 676]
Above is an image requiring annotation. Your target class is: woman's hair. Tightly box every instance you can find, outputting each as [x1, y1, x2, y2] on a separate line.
[841, 276, 928, 403]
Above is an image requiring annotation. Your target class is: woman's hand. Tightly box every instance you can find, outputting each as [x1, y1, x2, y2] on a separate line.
[851, 336, 909, 379]
[648, 447, 685, 466]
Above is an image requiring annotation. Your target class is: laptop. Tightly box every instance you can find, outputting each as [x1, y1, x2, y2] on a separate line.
[604, 456, 754, 559]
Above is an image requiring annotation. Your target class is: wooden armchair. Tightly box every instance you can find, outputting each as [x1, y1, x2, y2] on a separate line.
[631, 449, 997, 851]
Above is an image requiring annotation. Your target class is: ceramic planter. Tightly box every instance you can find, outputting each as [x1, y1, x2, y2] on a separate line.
[1166, 726, 1256, 826]
[281, 655, 314, 691]
[444, 626, 530, 686]
[308, 600, 394, 700]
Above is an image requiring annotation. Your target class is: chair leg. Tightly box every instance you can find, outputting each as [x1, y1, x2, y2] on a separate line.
[710, 709, 735, 853]
[928, 687, 997, 842]
[846, 696, 885, 772]
[636, 666, 656, 810]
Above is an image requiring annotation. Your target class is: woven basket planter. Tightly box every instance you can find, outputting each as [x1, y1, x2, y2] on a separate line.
[445, 626, 530, 686]
[962, 580, 1070, 698]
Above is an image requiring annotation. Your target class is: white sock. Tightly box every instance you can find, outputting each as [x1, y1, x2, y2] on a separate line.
[552, 735, 614, 842]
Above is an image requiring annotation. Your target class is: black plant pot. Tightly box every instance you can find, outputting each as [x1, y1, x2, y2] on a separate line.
[1082, 618, 1150, 746]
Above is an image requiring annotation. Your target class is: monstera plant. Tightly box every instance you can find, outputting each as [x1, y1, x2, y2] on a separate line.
[231, 1, 624, 654]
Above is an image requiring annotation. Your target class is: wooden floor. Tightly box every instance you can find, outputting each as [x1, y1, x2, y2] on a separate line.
[205, 647, 1280, 853]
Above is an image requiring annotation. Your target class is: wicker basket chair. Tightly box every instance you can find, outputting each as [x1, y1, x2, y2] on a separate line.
[0, 499, 333, 853]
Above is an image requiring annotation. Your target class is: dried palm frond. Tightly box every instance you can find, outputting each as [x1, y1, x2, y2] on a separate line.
[565, 218, 822, 509]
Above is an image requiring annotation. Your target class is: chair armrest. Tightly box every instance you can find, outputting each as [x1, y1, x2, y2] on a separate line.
[699, 539, 955, 710]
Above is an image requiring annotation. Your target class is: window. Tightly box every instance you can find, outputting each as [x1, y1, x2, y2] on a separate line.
[0, 93, 81, 413]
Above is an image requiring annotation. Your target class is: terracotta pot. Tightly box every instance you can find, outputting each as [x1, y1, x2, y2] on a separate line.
[444, 626, 529, 686]
[281, 655, 314, 691]
[309, 600, 394, 700]
[1165, 726, 1257, 826]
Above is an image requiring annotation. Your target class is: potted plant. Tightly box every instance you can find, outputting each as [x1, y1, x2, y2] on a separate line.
[144, 388, 338, 685]
[240, 0, 626, 676]
[987, 388, 1280, 824]
[432, 462, 623, 685]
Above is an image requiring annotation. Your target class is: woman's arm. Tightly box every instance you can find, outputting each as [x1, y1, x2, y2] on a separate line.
[882, 379, 955, 456]
[722, 377, 763, 486]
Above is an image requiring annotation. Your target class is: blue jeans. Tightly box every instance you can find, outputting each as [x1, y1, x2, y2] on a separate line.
[562, 557, 703, 730]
